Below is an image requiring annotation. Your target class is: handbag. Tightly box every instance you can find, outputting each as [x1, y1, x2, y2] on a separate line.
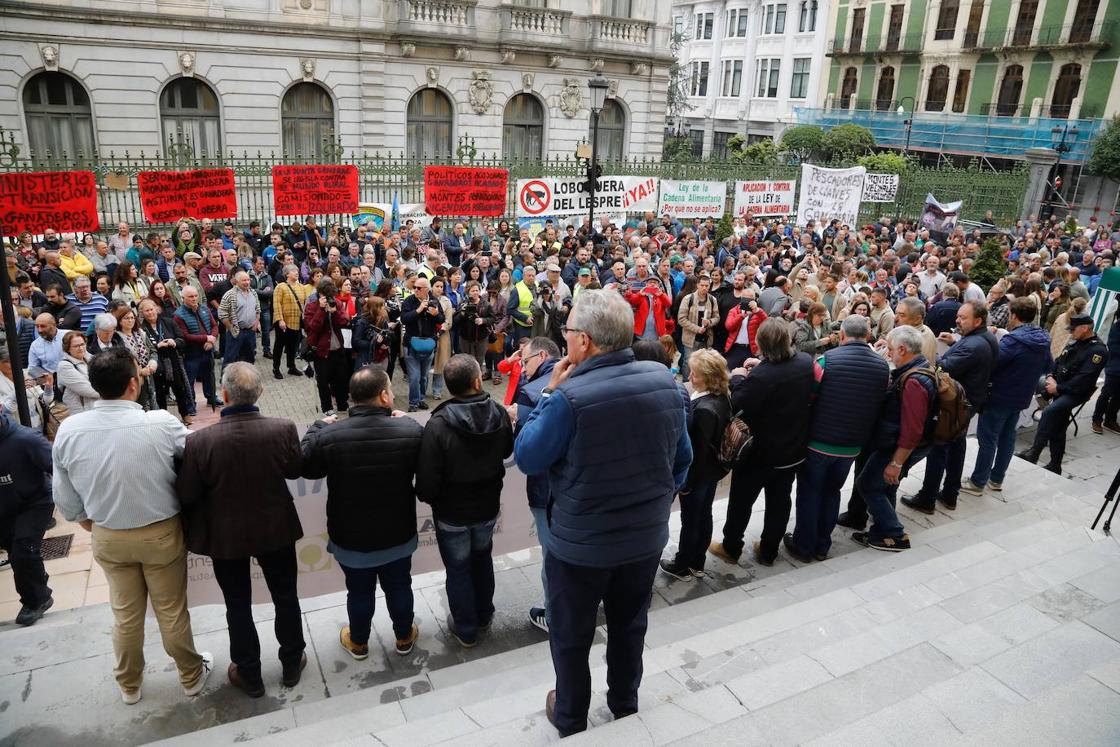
[409, 336, 436, 354]
[487, 331, 506, 355]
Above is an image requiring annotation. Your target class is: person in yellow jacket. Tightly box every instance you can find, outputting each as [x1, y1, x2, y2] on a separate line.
[507, 263, 538, 348]
[59, 240, 94, 281]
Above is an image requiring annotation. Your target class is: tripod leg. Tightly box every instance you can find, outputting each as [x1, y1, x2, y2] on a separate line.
[1091, 467, 1120, 532]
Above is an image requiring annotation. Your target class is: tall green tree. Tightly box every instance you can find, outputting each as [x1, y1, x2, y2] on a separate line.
[778, 125, 825, 163]
[1087, 117, 1120, 180]
[969, 238, 1009, 292]
[822, 124, 875, 160]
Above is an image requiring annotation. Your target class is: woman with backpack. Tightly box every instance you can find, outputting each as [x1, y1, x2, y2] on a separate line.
[659, 348, 731, 580]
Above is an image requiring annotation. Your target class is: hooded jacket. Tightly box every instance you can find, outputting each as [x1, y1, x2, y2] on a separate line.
[0, 411, 53, 518]
[512, 358, 556, 510]
[988, 323, 1054, 411]
[416, 392, 513, 525]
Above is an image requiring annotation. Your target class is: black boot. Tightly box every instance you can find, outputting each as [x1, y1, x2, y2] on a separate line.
[1041, 450, 1063, 475]
[1015, 447, 1041, 464]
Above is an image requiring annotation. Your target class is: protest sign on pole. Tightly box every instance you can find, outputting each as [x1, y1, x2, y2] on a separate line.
[920, 193, 963, 233]
[424, 165, 508, 216]
[659, 180, 726, 218]
[795, 164, 867, 228]
[352, 203, 433, 230]
[515, 175, 659, 217]
[272, 165, 358, 216]
[137, 168, 238, 223]
[0, 170, 100, 234]
[732, 179, 796, 218]
[862, 173, 900, 203]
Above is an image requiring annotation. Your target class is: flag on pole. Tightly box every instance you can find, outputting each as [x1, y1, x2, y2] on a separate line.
[391, 191, 400, 232]
[1088, 266, 1120, 333]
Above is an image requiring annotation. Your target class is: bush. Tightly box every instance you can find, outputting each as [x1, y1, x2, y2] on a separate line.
[1087, 117, 1120, 180]
[857, 152, 910, 175]
[969, 238, 1009, 292]
[714, 212, 735, 248]
[822, 124, 875, 159]
[730, 137, 779, 165]
[779, 125, 825, 162]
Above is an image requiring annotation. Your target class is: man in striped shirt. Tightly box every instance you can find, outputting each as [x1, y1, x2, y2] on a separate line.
[67, 276, 109, 332]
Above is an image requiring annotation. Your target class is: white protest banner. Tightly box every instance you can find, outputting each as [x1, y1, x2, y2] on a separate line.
[658, 180, 726, 218]
[862, 173, 900, 203]
[516, 175, 659, 217]
[920, 193, 963, 233]
[795, 164, 867, 228]
[732, 179, 797, 217]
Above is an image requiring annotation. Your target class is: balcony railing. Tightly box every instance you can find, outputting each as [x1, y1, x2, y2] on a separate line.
[979, 102, 1099, 119]
[964, 20, 1115, 51]
[828, 31, 923, 55]
[588, 15, 654, 53]
[397, 0, 476, 35]
[499, 3, 570, 38]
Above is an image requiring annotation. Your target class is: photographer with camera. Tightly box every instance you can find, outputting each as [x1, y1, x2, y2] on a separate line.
[302, 278, 351, 417]
[400, 276, 445, 412]
[454, 281, 494, 375]
[721, 289, 766, 370]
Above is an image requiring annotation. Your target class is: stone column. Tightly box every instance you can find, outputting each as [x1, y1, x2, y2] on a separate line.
[1022, 147, 1059, 222]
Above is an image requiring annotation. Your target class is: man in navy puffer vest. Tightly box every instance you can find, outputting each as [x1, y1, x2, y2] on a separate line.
[515, 290, 692, 738]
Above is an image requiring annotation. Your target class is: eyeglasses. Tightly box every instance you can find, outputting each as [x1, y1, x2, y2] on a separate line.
[560, 325, 586, 338]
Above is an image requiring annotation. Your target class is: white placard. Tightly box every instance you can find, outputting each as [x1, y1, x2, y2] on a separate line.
[732, 179, 797, 217]
[515, 176, 659, 217]
[862, 173, 900, 203]
[658, 179, 727, 218]
[795, 164, 867, 229]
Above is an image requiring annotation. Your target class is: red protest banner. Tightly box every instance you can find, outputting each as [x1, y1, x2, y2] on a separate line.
[137, 168, 237, 223]
[424, 166, 508, 217]
[272, 165, 359, 216]
[0, 171, 99, 234]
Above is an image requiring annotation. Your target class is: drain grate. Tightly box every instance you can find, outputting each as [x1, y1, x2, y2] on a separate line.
[40, 534, 74, 561]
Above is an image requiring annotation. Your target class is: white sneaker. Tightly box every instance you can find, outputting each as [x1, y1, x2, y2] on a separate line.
[120, 686, 142, 705]
[183, 651, 214, 697]
[960, 479, 985, 497]
[989, 481, 1002, 492]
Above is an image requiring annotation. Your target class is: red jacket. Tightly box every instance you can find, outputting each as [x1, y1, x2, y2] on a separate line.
[723, 304, 768, 355]
[625, 287, 675, 338]
[496, 357, 523, 406]
[303, 297, 350, 359]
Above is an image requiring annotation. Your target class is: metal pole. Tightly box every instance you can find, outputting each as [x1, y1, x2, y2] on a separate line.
[904, 118, 912, 155]
[588, 109, 600, 235]
[0, 224, 33, 427]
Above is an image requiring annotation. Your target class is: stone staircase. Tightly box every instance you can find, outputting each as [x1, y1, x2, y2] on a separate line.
[149, 452, 1120, 747]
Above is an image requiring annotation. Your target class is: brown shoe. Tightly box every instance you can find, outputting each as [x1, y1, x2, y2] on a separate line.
[339, 626, 369, 660]
[281, 652, 307, 688]
[395, 623, 419, 656]
[1092, 422, 1104, 434]
[708, 541, 739, 564]
[545, 689, 558, 730]
[752, 541, 774, 567]
[228, 663, 265, 698]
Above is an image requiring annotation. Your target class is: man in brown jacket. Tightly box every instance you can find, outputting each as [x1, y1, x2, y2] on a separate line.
[176, 362, 305, 697]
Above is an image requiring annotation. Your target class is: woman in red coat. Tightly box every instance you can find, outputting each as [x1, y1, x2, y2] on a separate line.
[723, 293, 767, 369]
[624, 276, 675, 341]
[303, 278, 351, 416]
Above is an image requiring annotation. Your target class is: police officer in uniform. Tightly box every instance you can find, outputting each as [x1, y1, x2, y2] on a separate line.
[1017, 314, 1108, 474]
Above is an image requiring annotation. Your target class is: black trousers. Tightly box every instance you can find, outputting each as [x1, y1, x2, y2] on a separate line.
[0, 504, 54, 609]
[844, 449, 872, 525]
[546, 552, 659, 737]
[211, 545, 306, 685]
[273, 327, 302, 372]
[1030, 393, 1082, 463]
[721, 459, 798, 563]
[312, 350, 350, 413]
[1093, 372, 1120, 425]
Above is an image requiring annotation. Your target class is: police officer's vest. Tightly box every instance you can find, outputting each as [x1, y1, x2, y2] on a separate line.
[513, 281, 533, 327]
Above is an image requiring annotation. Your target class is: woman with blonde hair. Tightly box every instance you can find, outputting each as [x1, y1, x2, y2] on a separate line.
[660, 347, 732, 580]
[1050, 297, 1088, 359]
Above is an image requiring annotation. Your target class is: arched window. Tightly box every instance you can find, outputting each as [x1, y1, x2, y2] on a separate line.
[875, 67, 896, 111]
[595, 99, 626, 161]
[406, 88, 453, 160]
[161, 78, 221, 158]
[839, 67, 858, 109]
[503, 93, 544, 160]
[1051, 63, 1082, 119]
[282, 82, 335, 159]
[23, 71, 95, 157]
[996, 65, 1024, 116]
[925, 65, 950, 112]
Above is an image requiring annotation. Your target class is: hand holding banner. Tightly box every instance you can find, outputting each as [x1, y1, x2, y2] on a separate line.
[273, 165, 359, 216]
[424, 166, 508, 217]
[137, 168, 237, 223]
[0, 171, 100, 234]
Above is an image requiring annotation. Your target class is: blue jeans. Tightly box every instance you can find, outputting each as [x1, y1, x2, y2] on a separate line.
[530, 506, 552, 623]
[259, 309, 272, 354]
[404, 347, 433, 407]
[857, 447, 929, 541]
[435, 518, 497, 644]
[223, 328, 257, 366]
[916, 426, 969, 503]
[339, 556, 414, 643]
[971, 406, 1020, 487]
[791, 450, 858, 557]
[183, 351, 217, 411]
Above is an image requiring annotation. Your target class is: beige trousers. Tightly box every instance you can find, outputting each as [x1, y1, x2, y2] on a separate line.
[91, 516, 204, 693]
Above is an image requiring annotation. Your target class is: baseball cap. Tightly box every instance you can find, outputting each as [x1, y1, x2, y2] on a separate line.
[1068, 314, 1094, 329]
[578, 268, 592, 277]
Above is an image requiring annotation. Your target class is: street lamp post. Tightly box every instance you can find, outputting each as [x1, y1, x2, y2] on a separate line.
[586, 74, 609, 234]
[896, 96, 915, 156]
[1041, 122, 1080, 222]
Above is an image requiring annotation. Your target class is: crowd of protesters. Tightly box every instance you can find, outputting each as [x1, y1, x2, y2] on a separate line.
[2, 206, 1119, 738]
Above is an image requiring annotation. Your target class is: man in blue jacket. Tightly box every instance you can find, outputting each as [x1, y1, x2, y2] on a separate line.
[965, 298, 1052, 494]
[514, 290, 691, 738]
[507, 336, 560, 633]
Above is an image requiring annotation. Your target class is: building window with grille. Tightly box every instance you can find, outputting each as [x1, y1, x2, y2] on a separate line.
[849, 8, 866, 52]
[798, 1, 817, 32]
[594, 98, 626, 161]
[602, 0, 632, 17]
[762, 3, 786, 34]
[711, 131, 734, 160]
[951, 69, 971, 113]
[281, 82, 335, 159]
[934, 0, 959, 40]
[695, 12, 714, 39]
[160, 77, 222, 158]
[406, 88, 453, 159]
[23, 71, 96, 157]
[790, 58, 811, 99]
[722, 60, 744, 97]
[1013, 0, 1038, 46]
[996, 64, 1024, 116]
[756, 58, 781, 98]
[690, 129, 705, 158]
[925, 65, 950, 111]
[503, 93, 544, 160]
[727, 8, 749, 37]
[875, 67, 896, 110]
[691, 61, 710, 96]
[1050, 63, 1082, 119]
[839, 67, 858, 108]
